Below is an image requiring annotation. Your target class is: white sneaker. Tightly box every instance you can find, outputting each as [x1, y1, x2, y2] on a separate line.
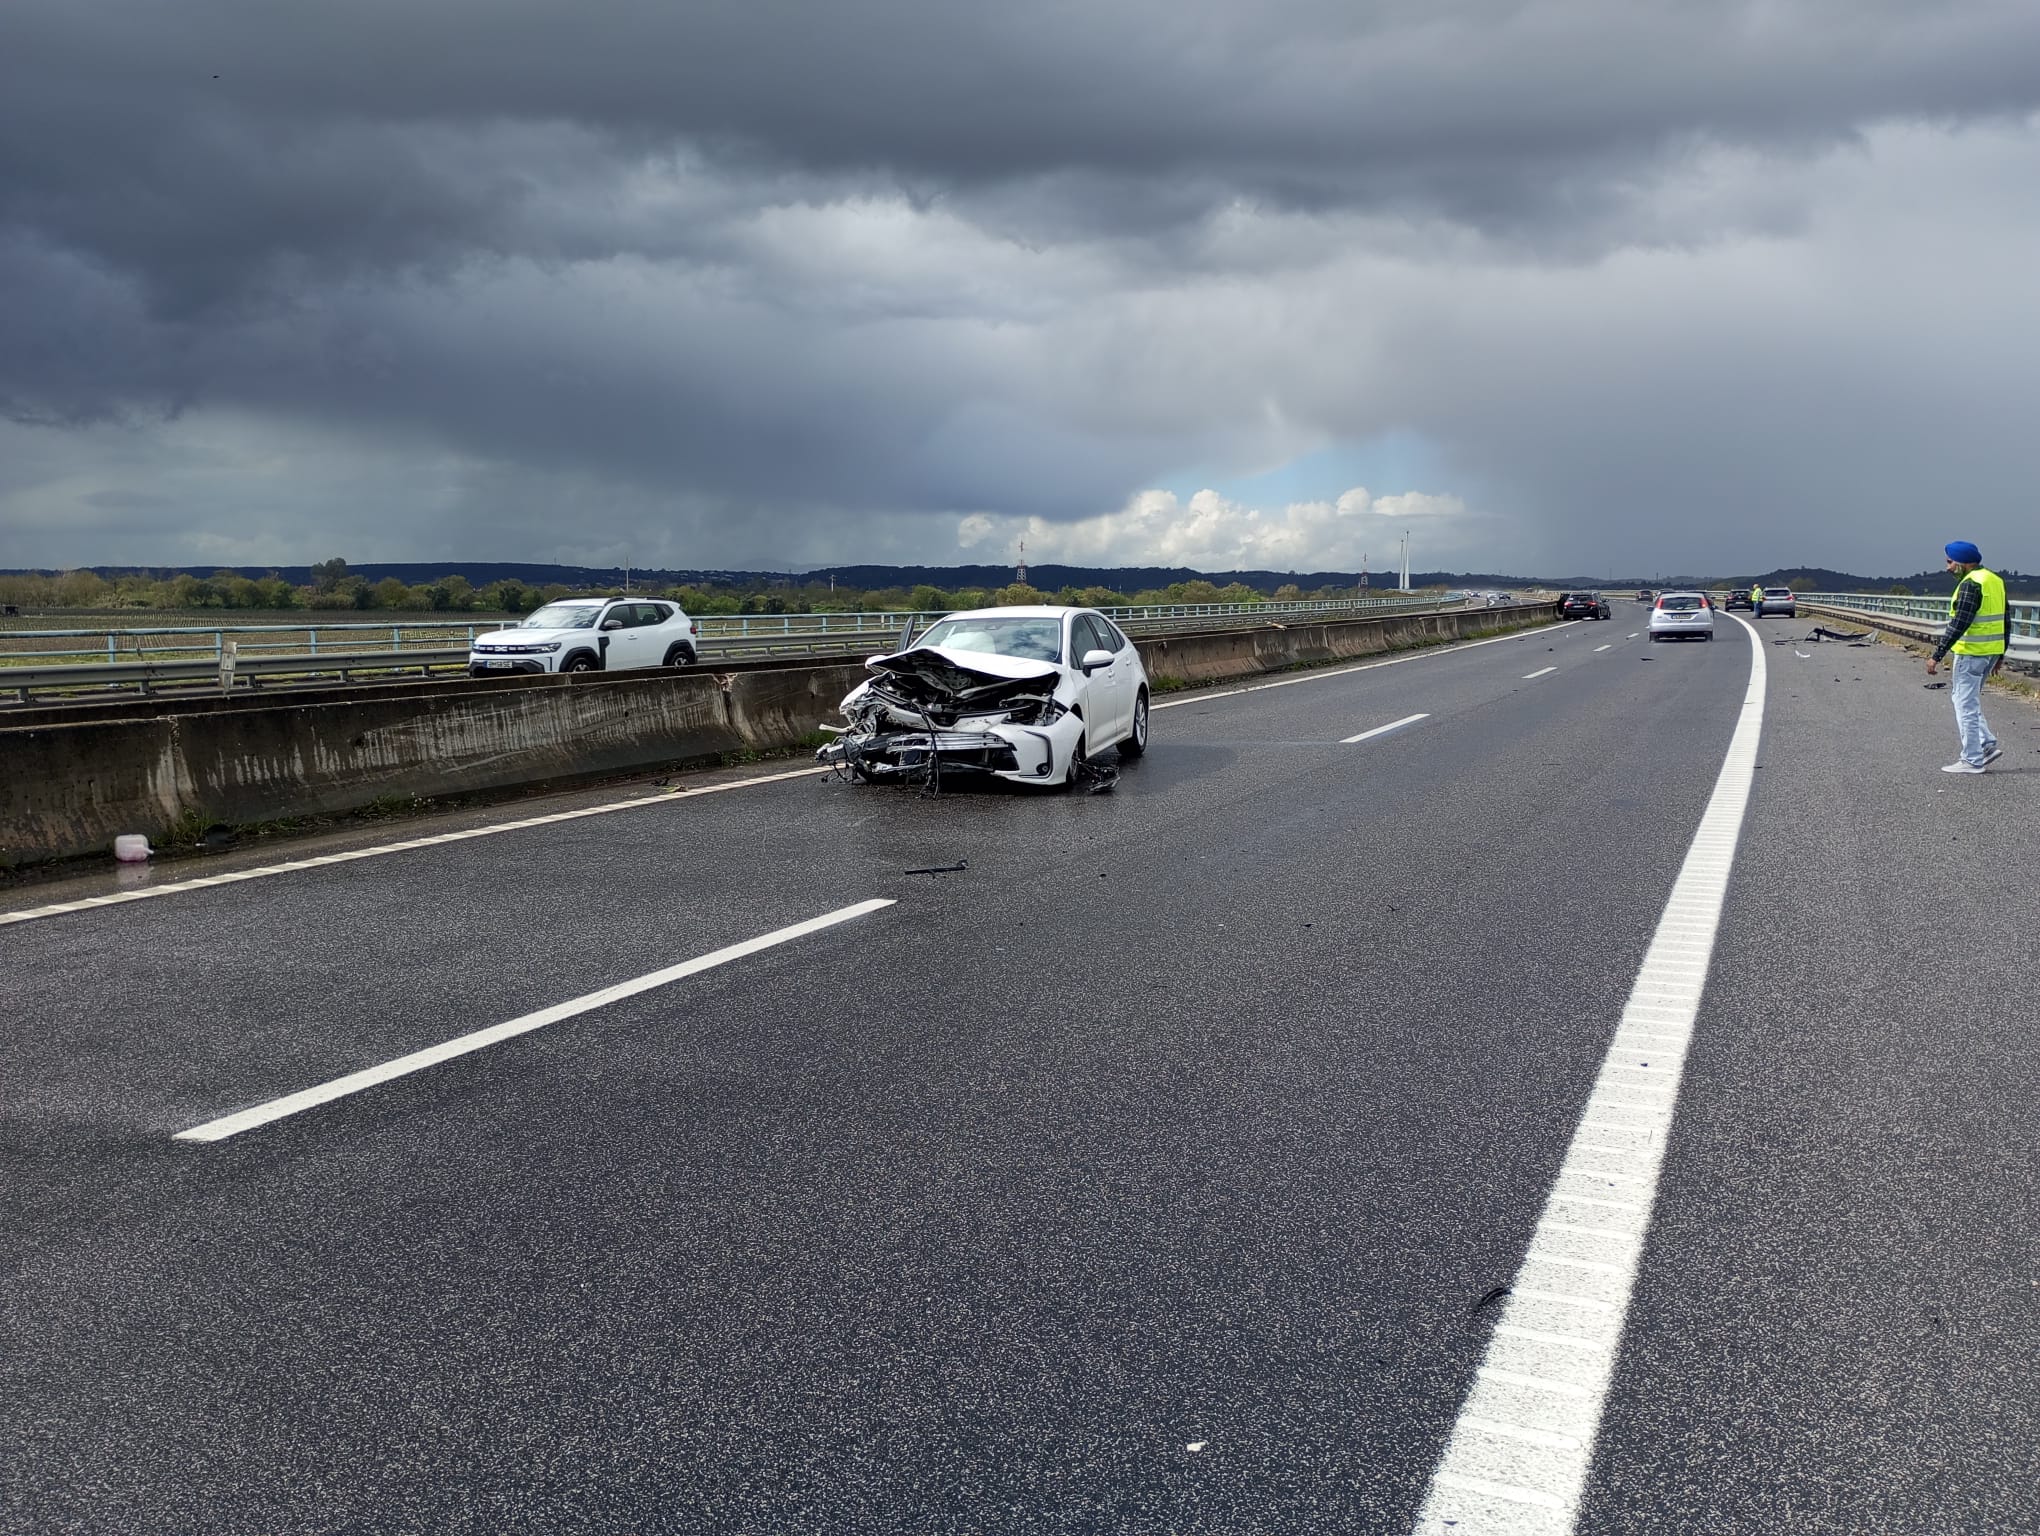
[1983, 744, 2003, 764]
[1942, 760, 1986, 774]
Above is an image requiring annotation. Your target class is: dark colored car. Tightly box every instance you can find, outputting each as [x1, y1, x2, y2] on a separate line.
[1724, 590, 1755, 611]
[1637, 588, 1655, 602]
[1558, 591, 1612, 620]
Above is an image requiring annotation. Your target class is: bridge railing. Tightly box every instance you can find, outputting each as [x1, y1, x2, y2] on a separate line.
[0, 593, 1465, 668]
[0, 594, 1492, 705]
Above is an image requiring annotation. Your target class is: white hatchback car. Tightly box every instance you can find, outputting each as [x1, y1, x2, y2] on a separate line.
[1647, 590, 1716, 642]
[817, 606, 1150, 787]
[469, 597, 700, 676]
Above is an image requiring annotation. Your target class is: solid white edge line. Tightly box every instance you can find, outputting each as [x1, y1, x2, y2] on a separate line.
[1413, 612, 1765, 1536]
[1341, 712, 1431, 744]
[0, 765, 836, 929]
[174, 897, 896, 1143]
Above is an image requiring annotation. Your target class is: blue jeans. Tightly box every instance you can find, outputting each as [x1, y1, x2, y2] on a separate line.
[1951, 653, 2000, 766]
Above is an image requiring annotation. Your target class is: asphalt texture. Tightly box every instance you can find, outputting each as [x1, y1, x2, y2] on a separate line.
[3, 612, 2036, 1534]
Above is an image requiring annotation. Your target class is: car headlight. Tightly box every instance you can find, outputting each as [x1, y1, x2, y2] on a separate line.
[538, 641, 560, 652]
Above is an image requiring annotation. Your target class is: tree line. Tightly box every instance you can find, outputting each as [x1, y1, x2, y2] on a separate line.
[0, 560, 1393, 617]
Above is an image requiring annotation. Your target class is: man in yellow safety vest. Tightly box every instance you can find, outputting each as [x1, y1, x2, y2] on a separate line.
[1924, 540, 2007, 774]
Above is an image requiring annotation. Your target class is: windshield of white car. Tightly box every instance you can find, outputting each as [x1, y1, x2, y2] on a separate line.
[913, 617, 1064, 663]
[1660, 596, 1705, 611]
[521, 604, 600, 630]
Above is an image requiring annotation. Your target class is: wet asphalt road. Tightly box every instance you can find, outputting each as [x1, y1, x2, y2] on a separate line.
[3, 613, 2036, 1534]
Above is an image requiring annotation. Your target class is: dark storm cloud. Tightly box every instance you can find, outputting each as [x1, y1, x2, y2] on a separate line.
[12, 0, 2040, 312]
[5, 1, 2040, 571]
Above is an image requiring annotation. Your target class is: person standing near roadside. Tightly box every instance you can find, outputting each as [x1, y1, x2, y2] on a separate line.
[1924, 540, 2006, 774]
[1749, 580, 1763, 609]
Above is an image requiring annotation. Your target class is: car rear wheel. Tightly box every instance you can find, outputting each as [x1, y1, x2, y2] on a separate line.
[1119, 691, 1149, 757]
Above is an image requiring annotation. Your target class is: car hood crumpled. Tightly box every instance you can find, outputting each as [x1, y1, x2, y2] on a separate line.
[864, 645, 1062, 708]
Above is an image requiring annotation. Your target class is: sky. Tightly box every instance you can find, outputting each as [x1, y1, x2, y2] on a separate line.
[4, 0, 2040, 579]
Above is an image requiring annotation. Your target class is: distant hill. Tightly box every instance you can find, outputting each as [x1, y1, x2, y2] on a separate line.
[7, 560, 2037, 596]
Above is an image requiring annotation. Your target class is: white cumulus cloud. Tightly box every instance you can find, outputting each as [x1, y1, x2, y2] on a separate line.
[956, 485, 1475, 573]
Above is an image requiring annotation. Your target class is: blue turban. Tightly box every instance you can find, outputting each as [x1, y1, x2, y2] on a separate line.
[1945, 541, 1981, 564]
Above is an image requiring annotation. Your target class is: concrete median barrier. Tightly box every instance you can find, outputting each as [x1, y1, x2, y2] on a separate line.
[1, 607, 1544, 866]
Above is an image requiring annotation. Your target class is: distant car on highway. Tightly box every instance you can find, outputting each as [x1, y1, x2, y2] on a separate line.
[1756, 587, 1798, 619]
[1724, 589, 1755, 612]
[1647, 591, 1716, 642]
[469, 597, 700, 676]
[1636, 588, 1655, 602]
[1558, 592, 1612, 620]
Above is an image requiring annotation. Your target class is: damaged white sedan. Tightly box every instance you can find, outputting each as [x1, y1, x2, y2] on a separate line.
[816, 607, 1150, 789]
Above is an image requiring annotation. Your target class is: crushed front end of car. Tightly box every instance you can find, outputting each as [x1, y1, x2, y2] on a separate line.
[816, 646, 1084, 790]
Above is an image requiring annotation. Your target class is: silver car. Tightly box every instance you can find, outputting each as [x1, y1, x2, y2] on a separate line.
[1647, 591, 1716, 642]
[1756, 586, 1798, 618]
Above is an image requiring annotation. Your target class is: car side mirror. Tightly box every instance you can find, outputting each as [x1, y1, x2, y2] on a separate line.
[1080, 648, 1114, 674]
[600, 618, 623, 630]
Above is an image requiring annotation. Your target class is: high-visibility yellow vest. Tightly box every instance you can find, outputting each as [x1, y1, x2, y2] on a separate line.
[1950, 567, 2007, 656]
[1750, 585, 1762, 603]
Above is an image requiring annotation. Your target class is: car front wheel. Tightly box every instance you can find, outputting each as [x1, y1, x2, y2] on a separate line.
[1062, 734, 1088, 789]
[1119, 691, 1149, 757]
[562, 654, 598, 674]
[662, 644, 696, 667]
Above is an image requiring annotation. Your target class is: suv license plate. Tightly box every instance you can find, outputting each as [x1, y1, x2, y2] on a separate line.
[484, 659, 513, 669]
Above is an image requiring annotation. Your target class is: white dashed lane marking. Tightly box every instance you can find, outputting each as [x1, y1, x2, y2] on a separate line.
[1341, 713, 1430, 744]
[1412, 611, 1766, 1535]
[1523, 667, 1558, 679]
[174, 898, 896, 1143]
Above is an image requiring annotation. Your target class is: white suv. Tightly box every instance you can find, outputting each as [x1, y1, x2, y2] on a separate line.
[468, 597, 700, 676]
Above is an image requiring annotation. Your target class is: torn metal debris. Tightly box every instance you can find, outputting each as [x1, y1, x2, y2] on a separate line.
[818, 645, 1076, 791]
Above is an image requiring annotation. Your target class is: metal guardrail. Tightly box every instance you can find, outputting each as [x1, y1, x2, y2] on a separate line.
[1, 650, 473, 703]
[7, 595, 1460, 669]
[0, 593, 1460, 668]
[0, 595, 1476, 702]
[1797, 592, 2040, 662]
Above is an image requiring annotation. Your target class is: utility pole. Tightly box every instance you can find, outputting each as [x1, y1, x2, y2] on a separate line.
[1016, 537, 1027, 586]
[1400, 531, 1412, 592]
